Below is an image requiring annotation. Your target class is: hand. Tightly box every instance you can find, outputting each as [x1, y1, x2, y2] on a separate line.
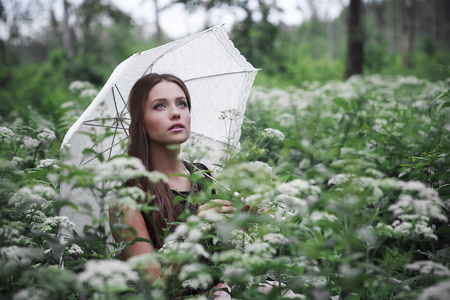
[198, 199, 237, 219]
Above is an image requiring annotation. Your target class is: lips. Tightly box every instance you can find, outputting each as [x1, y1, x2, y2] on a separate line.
[169, 123, 184, 130]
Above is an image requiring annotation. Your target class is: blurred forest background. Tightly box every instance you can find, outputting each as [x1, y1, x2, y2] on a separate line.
[1, 0, 449, 130]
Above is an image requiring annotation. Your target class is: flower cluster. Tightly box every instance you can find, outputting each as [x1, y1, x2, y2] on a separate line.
[260, 127, 285, 142]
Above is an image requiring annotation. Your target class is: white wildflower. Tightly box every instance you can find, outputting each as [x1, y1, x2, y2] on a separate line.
[11, 156, 23, 167]
[260, 128, 285, 142]
[245, 240, 275, 256]
[165, 223, 188, 243]
[417, 280, 450, 300]
[37, 158, 59, 169]
[392, 220, 413, 234]
[276, 113, 296, 127]
[407, 261, 450, 277]
[61, 101, 75, 109]
[69, 81, 90, 92]
[305, 275, 327, 288]
[22, 136, 40, 149]
[213, 249, 242, 264]
[328, 174, 352, 185]
[69, 80, 92, 93]
[80, 88, 98, 98]
[120, 186, 145, 202]
[356, 226, 377, 246]
[244, 194, 265, 206]
[249, 161, 273, 172]
[188, 228, 202, 242]
[389, 194, 447, 223]
[78, 259, 139, 291]
[67, 244, 84, 255]
[199, 208, 225, 222]
[37, 128, 56, 142]
[44, 216, 75, 230]
[228, 230, 252, 250]
[13, 288, 48, 300]
[109, 187, 145, 211]
[179, 264, 212, 290]
[275, 195, 308, 215]
[9, 185, 54, 207]
[90, 156, 167, 188]
[375, 223, 394, 237]
[339, 264, 360, 279]
[161, 241, 209, 259]
[0, 246, 43, 273]
[0, 126, 14, 139]
[263, 233, 290, 245]
[33, 184, 57, 200]
[276, 179, 320, 197]
[223, 265, 252, 283]
[127, 252, 160, 275]
[402, 181, 427, 192]
[310, 211, 338, 223]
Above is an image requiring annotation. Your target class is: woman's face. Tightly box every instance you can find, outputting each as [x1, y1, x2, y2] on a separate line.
[143, 81, 191, 147]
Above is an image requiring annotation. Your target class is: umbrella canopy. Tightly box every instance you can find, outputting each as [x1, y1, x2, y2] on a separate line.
[61, 24, 258, 168]
[60, 25, 258, 238]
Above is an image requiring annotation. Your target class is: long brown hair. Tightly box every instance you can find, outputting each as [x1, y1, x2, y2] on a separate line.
[127, 73, 191, 249]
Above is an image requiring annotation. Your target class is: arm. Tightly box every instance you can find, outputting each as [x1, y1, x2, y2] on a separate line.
[109, 207, 162, 282]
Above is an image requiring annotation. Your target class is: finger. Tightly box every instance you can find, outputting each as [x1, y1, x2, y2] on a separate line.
[210, 199, 232, 206]
[220, 206, 237, 213]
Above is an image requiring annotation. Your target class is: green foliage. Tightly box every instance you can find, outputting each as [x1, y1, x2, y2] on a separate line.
[1, 73, 449, 299]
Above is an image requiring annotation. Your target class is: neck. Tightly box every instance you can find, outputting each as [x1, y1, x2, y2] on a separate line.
[149, 143, 184, 175]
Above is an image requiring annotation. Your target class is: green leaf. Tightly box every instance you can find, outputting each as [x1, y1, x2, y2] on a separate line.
[174, 195, 185, 205]
[438, 184, 450, 191]
[346, 293, 361, 300]
[399, 164, 412, 167]
[351, 98, 359, 110]
[333, 97, 351, 112]
[279, 175, 291, 183]
[410, 172, 428, 181]
[436, 225, 450, 235]
[415, 163, 429, 168]
[438, 101, 450, 111]
[429, 93, 444, 118]
[431, 170, 449, 181]
[82, 148, 97, 156]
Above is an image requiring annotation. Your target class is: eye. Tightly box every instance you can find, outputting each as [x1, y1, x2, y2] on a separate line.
[177, 100, 188, 108]
[153, 103, 165, 110]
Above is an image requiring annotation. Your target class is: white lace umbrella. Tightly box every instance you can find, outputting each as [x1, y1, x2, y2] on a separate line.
[60, 25, 258, 238]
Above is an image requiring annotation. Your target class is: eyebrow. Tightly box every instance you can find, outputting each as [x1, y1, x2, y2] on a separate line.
[151, 97, 187, 104]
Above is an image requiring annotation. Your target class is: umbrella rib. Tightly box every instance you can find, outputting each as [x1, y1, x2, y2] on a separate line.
[113, 84, 130, 139]
[142, 28, 214, 76]
[114, 84, 129, 110]
[183, 70, 256, 83]
[83, 122, 130, 129]
[80, 137, 129, 166]
[83, 117, 131, 123]
[109, 87, 122, 160]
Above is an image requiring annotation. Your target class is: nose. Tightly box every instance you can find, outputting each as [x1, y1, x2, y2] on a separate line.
[170, 106, 181, 120]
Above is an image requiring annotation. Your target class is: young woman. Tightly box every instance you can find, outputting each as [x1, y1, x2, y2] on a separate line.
[109, 73, 235, 289]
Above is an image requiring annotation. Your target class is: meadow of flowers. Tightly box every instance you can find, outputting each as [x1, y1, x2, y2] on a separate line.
[0, 74, 449, 299]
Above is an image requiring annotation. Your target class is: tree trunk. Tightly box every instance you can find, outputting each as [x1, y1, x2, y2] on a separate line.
[62, 0, 74, 60]
[401, 0, 414, 67]
[153, 0, 162, 45]
[345, 0, 364, 79]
